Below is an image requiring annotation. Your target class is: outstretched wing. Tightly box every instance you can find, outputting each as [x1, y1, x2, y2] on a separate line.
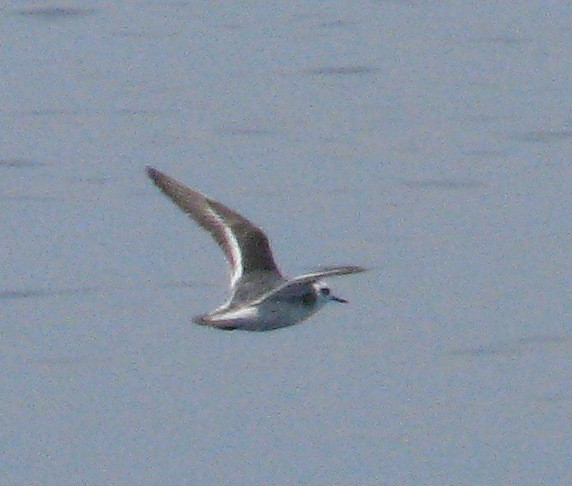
[251, 265, 368, 305]
[291, 265, 368, 281]
[146, 166, 282, 288]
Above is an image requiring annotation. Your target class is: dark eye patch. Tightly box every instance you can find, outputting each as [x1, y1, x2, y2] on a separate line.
[321, 288, 331, 296]
[301, 292, 316, 306]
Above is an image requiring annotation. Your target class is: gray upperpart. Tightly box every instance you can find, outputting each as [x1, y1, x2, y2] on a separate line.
[230, 270, 286, 305]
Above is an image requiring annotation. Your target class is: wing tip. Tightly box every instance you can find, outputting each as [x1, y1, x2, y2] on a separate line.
[346, 265, 369, 274]
[349, 265, 369, 274]
[146, 165, 163, 183]
[318, 265, 369, 275]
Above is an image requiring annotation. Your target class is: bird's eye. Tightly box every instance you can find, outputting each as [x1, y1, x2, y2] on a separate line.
[321, 288, 331, 296]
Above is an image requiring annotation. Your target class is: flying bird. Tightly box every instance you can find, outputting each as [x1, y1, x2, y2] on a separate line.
[146, 166, 366, 331]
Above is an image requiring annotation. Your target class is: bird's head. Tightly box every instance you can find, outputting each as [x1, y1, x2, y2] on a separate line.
[314, 282, 348, 304]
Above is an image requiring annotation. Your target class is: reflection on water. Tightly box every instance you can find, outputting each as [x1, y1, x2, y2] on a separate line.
[447, 333, 571, 358]
[513, 129, 572, 143]
[0, 287, 101, 300]
[305, 66, 378, 76]
[215, 125, 273, 136]
[472, 36, 532, 46]
[402, 179, 485, 190]
[0, 281, 212, 301]
[13, 7, 98, 19]
[0, 159, 43, 168]
[318, 19, 361, 29]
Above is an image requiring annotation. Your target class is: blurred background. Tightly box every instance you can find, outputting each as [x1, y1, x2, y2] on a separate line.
[1, 1, 570, 484]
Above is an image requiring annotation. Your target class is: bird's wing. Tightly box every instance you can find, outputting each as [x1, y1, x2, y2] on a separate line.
[146, 166, 282, 288]
[291, 265, 368, 281]
[251, 265, 367, 305]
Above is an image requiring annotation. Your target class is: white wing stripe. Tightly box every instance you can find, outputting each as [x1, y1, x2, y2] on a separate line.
[225, 225, 242, 288]
[207, 204, 243, 289]
[209, 305, 257, 321]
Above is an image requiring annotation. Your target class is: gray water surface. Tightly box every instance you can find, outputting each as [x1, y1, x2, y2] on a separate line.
[1, 1, 570, 484]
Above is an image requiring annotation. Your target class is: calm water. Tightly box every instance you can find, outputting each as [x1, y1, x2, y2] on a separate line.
[1, 1, 570, 484]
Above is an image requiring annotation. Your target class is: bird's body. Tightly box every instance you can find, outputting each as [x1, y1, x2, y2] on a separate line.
[195, 297, 322, 332]
[146, 166, 366, 331]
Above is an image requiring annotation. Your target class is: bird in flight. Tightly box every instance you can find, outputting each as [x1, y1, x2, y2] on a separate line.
[147, 167, 366, 331]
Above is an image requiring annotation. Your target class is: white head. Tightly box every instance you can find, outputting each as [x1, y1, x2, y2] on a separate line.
[314, 281, 348, 306]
